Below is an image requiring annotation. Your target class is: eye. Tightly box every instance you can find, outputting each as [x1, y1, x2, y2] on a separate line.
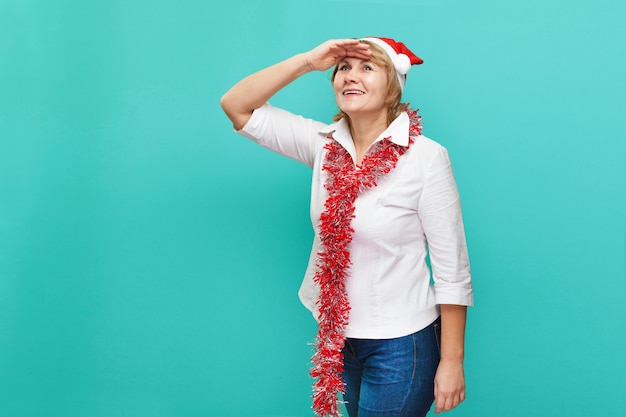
[363, 64, 373, 71]
[338, 64, 350, 71]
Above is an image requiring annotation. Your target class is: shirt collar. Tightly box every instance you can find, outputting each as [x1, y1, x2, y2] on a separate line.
[319, 111, 410, 148]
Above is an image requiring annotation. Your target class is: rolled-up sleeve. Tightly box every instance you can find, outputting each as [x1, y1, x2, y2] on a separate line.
[419, 146, 474, 306]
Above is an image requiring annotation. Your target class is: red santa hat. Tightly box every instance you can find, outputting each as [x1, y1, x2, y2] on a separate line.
[360, 37, 423, 90]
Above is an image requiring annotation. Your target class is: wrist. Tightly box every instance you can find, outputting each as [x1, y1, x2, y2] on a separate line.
[439, 356, 464, 366]
[298, 53, 315, 72]
[439, 346, 465, 365]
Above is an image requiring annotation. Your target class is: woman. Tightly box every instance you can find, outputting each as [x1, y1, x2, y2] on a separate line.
[220, 37, 473, 417]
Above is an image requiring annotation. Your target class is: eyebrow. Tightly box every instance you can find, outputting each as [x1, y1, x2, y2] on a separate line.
[338, 58, 375, 65]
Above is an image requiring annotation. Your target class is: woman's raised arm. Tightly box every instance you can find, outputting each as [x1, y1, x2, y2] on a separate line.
[219, 39, 370, 130]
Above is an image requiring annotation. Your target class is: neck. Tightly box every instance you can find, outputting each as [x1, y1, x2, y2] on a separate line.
[348, 112, 388, 162]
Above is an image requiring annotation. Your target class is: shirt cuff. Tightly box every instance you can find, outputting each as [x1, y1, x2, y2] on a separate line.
[434, 284, 474, 306]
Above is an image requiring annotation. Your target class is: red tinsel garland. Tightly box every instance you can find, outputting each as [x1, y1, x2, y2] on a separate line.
[310, 108, 422, 417]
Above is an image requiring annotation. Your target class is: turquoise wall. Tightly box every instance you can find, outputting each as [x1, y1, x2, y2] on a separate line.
[1, 1, 625, 416]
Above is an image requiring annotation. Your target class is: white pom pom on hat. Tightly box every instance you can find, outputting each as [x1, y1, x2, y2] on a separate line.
[360, 37, 423, 90]
[394, 53, 412, 75]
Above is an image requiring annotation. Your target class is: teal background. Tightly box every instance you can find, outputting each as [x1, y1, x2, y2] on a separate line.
[1, 0, 625, 416]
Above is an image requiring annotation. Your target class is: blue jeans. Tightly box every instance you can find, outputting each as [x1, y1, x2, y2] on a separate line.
[341, 318, 441, 417]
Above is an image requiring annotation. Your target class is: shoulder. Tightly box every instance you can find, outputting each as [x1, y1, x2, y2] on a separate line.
[401, 134, 456, 178]
[413, 134, 447, 151]
[410, 134, 450, 159]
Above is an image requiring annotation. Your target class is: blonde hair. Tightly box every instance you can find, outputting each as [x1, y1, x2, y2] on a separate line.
[330, 39, 407, 125]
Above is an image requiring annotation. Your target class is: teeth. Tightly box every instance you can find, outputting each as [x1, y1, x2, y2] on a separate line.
[344, 91, 364, 95]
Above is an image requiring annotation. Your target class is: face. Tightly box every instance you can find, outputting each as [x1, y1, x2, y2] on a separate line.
[333, 57, 389, 120]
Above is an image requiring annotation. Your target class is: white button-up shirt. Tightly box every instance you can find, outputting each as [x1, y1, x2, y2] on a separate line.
[238, 103, 473, 339]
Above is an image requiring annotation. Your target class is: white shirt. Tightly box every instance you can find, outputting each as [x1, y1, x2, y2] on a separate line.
[238, 103, 473, 339]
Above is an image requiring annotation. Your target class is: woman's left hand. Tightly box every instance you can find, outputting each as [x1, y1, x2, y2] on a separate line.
[434, 360, 466, 413]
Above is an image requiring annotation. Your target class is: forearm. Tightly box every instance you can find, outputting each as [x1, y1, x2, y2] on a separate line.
[439, 304, 467, 363]
[220, 53, 312, 130]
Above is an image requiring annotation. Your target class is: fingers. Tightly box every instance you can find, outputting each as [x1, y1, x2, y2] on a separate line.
[306, 39, 371, 71]
[331, 39, 371, 59]
[433, 361, 466, 413]
[434, 387, 465, 413]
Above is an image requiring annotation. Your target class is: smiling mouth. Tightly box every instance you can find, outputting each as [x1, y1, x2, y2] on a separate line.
[343, 90, 365, 95]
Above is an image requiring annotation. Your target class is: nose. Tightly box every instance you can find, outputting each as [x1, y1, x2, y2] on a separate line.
[344, 69, 358, 83]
